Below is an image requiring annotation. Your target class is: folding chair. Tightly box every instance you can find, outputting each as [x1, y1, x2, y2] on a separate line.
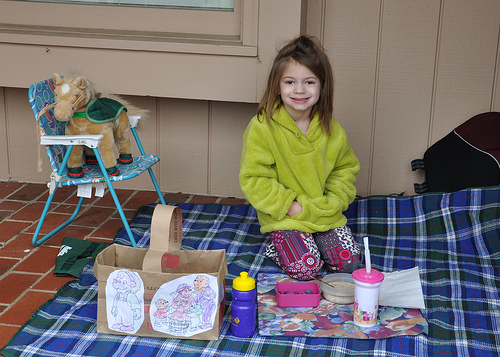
[29, 78, 166, 247]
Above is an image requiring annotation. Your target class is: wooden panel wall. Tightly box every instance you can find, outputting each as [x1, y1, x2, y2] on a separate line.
[1, 1, 499, 198]
[322, 0, 500, 196]
[430, 1, 500, 141]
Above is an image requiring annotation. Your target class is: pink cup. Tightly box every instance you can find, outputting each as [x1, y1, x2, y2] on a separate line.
[352, 268, 384, 327]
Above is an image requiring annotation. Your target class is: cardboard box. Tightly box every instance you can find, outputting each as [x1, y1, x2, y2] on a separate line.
[93, 205, 228, 340]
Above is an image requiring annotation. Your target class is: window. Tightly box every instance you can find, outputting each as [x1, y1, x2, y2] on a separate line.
[21, 0, 234, 10]
[0, 0, 255, 55]
[24, 0, 234, 10]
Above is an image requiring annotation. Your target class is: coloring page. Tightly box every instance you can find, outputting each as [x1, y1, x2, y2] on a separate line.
[150, 274, 218, 337]
[105, 269, 145, 334]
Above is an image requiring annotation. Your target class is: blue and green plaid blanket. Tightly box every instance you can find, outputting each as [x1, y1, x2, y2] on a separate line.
[1, 187, 499, 356]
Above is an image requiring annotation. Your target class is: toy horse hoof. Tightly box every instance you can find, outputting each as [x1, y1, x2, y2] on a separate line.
[85, 155, 98, 165]
[118, 154, 133, 164]
[106, 166, 119, 177]
[68, 167, 84, 178]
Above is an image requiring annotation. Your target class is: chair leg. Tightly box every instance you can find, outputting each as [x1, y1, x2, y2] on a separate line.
[148, 167, 166, 205]
[107, 181, 138, 248]
[33, 145, 85, 246]
[32, 193, 84, 246]
[93, 149, 139, 248]
[132, 127, 165, 205]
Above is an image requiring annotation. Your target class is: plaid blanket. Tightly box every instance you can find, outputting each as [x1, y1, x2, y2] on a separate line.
[1, 188, 499, 357]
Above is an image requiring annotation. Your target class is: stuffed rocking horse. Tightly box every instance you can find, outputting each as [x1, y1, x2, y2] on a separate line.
[47, 72, 147, 178]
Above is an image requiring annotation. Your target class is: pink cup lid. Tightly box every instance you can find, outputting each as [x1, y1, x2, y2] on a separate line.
[352, 268, 384, 283]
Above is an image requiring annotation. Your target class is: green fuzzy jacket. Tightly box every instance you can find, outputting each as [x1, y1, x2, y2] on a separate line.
[239, 107, 360, 234]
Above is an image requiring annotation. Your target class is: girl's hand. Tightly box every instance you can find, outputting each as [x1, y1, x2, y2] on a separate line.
[287, 201, 303, 216]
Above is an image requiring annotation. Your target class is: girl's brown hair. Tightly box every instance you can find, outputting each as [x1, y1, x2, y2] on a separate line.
[258, 35, 334, 135]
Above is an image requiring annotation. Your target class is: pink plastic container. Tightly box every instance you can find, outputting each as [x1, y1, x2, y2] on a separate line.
[275, 282, 321, 308]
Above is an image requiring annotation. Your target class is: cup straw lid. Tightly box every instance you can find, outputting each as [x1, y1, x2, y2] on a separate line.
[352, 267, 384, 283]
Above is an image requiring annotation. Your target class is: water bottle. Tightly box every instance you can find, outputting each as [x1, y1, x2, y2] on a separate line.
[231, 271, 256, 337]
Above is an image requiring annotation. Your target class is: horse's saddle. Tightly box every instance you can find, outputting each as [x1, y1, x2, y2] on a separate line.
[83, 97, 127, 123]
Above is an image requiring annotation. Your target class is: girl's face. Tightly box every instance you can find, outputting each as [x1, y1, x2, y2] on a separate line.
[279, 60, 321, 121]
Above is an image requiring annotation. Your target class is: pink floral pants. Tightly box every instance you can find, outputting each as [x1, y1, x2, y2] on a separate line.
[264, 226, 361, 280]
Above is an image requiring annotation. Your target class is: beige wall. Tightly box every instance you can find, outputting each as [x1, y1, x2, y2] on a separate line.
[310, 0, 500, 196]
[1, 0, 499, 198]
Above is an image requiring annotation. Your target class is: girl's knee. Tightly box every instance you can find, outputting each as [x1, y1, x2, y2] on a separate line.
[283, 256, 323, 281]
[266, 230, 324, 280]
[315, 226, 361, 273]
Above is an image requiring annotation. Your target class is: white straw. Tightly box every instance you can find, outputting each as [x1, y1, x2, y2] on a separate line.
[363, 236, 371, 273]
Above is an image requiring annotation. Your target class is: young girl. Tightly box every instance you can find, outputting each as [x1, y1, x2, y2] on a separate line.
[239, 35, 361, 281]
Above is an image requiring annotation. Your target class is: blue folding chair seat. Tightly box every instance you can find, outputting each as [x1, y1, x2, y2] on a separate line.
[29, 78, 166, 247]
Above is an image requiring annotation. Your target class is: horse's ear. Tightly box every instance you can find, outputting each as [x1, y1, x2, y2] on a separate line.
[73, 76, 88, 89]
[52, 73, 63, 85]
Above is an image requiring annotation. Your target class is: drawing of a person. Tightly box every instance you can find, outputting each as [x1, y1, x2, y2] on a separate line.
[193, 275, 216, 329]
[153, 299, 169, 327]
[169, 283, 196, 333]
[111, 270, 142, 332]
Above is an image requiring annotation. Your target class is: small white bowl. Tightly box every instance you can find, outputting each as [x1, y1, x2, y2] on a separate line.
[320, 273, 355, 304]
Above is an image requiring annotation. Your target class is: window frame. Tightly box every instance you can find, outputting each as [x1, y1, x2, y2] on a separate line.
[0, 0, 257, 56]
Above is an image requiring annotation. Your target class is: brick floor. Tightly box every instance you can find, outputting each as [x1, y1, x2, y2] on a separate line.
[0, 181, 247, 348]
